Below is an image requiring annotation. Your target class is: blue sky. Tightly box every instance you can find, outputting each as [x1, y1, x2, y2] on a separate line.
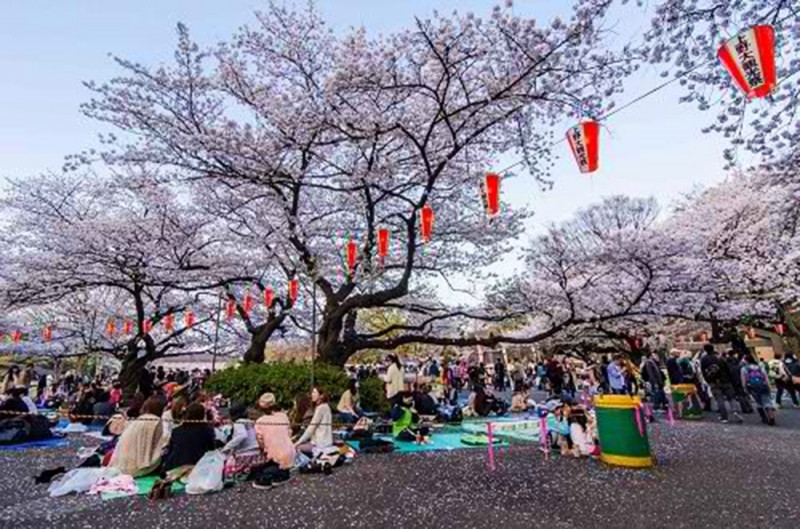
[0, 1, 742, 294]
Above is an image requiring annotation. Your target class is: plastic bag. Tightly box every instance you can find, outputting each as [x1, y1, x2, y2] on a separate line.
[185, 450, 225, 495]
[48, 467, 121, 497]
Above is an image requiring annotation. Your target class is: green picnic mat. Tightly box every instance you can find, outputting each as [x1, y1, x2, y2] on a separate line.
[379, 431, 508, 453]
[100, 475, 186, 501]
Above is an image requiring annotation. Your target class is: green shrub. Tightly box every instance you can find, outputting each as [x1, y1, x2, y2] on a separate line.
[358, 376, 389, 414]
[205, 362, 350, 410]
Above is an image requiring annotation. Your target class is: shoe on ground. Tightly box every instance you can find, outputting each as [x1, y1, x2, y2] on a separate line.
[719, 418, 729, 424]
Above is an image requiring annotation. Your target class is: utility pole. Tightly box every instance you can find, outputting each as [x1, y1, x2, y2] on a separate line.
[212, 292, 223, 373]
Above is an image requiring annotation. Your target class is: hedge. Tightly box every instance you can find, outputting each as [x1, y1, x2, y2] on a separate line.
[205, 362, 388, 413]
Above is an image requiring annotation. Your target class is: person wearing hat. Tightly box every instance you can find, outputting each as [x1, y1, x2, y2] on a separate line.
[253, 392, 295, 489]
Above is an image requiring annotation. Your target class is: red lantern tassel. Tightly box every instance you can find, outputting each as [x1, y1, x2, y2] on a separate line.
[122, 319, 134, 335]
[12, 330, 22, 344]
[143, 319, 152, 334]
[288, 279, 299, 303]
[226, 298, 236, 321]
[43, 325, 52, 342]
[106, 318, 116, 337]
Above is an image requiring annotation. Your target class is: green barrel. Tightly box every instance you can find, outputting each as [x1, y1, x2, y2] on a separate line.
[671, 384, 702, 420]
[594, 395, 654, 468]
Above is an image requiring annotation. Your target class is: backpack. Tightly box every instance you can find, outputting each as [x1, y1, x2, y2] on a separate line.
[744, 365, 769, 394]
[703, 360, 721, 383]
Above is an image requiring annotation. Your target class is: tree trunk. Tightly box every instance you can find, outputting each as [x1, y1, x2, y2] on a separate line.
[317, 307, 349, 366]
[243, 315, 286, 364]
[119, 353, 148, 402]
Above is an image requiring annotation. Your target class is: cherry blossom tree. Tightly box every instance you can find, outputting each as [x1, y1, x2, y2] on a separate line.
[0, 171, 252, 393]
[76, 1, 637, 366]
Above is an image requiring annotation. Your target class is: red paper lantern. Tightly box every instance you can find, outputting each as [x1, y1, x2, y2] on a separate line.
[264, 287, 274, 309]
[420, 205, 434, 243]
[243, 291, 254, 314]
[164, 313, 175, 333]
[12, 330, 22, 344]
[566, 121, 600, 173]
[484, 173, 501, 217]
[143, 319, 153, 334]
[774, 323, 785, 336]
[122, 319, 134, 335]
[106, 318, 116, 337]
[226, 298, 236, 321]
[184, 310, 195, 328]
[288, 279, 299, 303]
[43, 325, 52, 342]
[718, 25, 777, 99]
[377, 229, 390, 259]
[346, 240, 358, 275]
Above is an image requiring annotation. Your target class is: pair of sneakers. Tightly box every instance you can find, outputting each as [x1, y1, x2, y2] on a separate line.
[252, 469, 291, 490]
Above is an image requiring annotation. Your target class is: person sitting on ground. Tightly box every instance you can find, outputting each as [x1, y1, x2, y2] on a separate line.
[290, 393, 314, 436]
[336, 380, 361, 424]
[109, 396, 167, 477]
[222, 402, 261, 477]
[253, 393, 295, 489]
[109, 382, 123, 407]
[161, 396, 188, 443]
[548, 402, 572, 455]
[0, 386, 30, 419]
[472, 385, 509, 417]
[568, 407, 596, 457]
[295, 387, 333, 456]
[161, 402, 217, 472]
[391, 392, 430, 444]
[91, 391, 116, 427]
[511, 385, 531, 412]
[741, 354, 776, 426]
[413, 384, 439, 417]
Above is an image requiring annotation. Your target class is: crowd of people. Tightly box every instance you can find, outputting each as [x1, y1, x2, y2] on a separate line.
[0, 339, 797, 495]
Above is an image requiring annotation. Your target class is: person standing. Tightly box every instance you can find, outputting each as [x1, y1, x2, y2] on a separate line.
[780, 353, 800, 409]
[643, 352, 667, 410]
[606, 356, 627, 395]
[700, 344, 743, 424]
[666, 349, 683, 385]
[741, 354, 776, 426]
[385, 355, 405, 408]
[769, 353, 799, 408]
[494, 357, 506, 392]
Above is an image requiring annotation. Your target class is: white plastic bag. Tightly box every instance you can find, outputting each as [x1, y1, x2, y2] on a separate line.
[48, 467, 121, 497]
[185, 450, 225, 495]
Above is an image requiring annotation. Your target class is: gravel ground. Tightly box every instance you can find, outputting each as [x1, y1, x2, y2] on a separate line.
[2, 409, 800, 529]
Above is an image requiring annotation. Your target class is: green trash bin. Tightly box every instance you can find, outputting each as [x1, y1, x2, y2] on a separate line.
[594, 395, 654, 468]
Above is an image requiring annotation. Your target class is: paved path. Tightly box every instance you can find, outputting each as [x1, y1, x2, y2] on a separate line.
[2, 409, 800, 529]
